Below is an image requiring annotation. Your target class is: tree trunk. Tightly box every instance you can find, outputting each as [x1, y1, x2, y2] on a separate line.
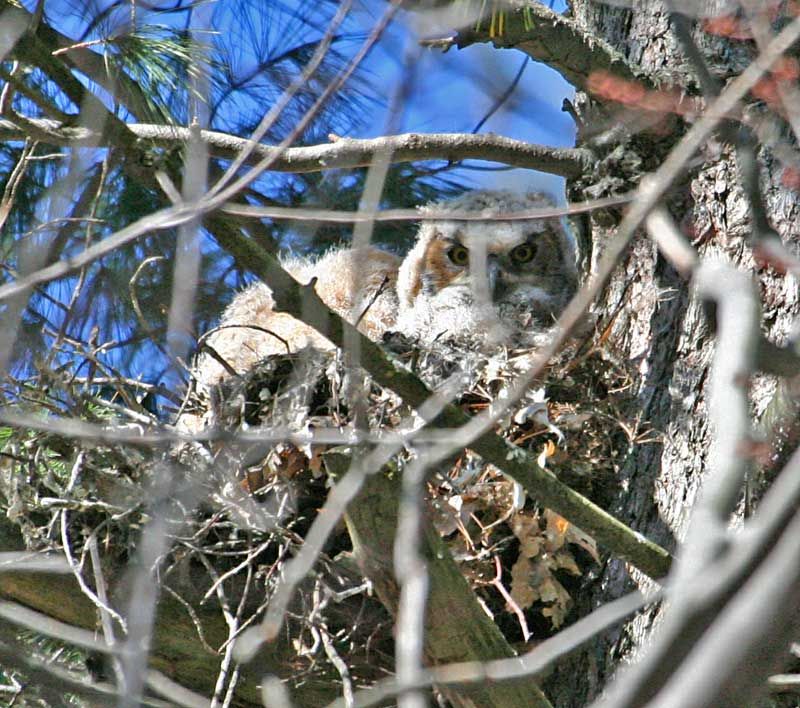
[546, 2, 800, 705]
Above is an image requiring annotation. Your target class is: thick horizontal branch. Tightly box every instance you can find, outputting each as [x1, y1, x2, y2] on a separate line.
[453, 0, 649, 90]
[0, 117, 595, 178]
[221, 193, 630, 224]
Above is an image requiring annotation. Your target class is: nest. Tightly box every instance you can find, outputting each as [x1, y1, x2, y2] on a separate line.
[0, 325, 641, 701]
[186, 327, 640, 644]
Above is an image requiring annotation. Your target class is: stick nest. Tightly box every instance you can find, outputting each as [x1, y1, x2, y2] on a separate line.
[0, 326, 643, 699]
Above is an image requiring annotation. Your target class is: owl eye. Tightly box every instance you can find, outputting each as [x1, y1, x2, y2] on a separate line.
[447, 244, 470, 266]
[510, 243, 537, 264]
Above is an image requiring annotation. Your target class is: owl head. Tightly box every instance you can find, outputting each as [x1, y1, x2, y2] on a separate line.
[395, 190, 577, 346]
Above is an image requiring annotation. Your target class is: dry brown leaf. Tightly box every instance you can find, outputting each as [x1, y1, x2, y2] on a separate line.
[511, 511, 543, 558]
[510, 556, 537, 609]
[544, 509, 569, 551]
[553, 550, 581, 576]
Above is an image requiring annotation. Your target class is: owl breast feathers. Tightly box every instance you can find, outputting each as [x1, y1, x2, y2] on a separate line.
[196, 190, 577, 385]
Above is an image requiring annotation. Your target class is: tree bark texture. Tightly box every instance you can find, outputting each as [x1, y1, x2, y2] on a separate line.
[546, 2, 800, 705]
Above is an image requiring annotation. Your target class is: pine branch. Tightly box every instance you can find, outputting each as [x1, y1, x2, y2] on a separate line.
[0, 117, 595, 177]
[3, 0, 179, 122]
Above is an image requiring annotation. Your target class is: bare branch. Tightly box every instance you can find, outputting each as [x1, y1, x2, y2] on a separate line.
[594, 260, 761, 708]
[0, 118, 595, 177]
[221, 194, 631, 223]
[644, 206, 699, 279]
[394, 458, 431, 708]
[0, 194, 633, 308]
[686, 261, 760, 560]
[648, 506, 800, 708]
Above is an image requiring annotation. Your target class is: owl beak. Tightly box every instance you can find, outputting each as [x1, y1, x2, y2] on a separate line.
[487, 257, 507, 301]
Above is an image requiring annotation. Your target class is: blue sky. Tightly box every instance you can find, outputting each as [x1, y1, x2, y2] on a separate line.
[356, 0, 575, 196]
[22, 0, 575, 197]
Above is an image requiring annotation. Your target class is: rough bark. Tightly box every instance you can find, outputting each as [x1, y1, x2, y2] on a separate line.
[544, 2, 800, 706]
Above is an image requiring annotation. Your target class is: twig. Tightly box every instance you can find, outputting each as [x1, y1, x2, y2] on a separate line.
[129, 256, 167, 341]
[0, 604, 207, 707]
[0, 600, 121, 654]
[394, 453, 430, 708]
[668, 1, 800, 275]
[687, 262, 760, 570]
[0, 193, 630, 307]
[0, 60, 69, 122]
[666, 6, 721, 98]
[87, 533, 125, 691]
[168, 117, 208, 363]
[59, 452, 129, 632]
[490, 555, 531, 642]
[261, 676, 295, 708]
[769, 674, 800, 693]
[194, 553, 240, 708]
[354, 275, 391, 329]
[644, 206, 800, 377]
[143, 670, 210, 708]
[320, 622, 355, 708]
[197, 342, 240, 379]
[118, 462, 203, 708]
[221, 194, 631, 224]
[0, 552, 69, 573]
[644, 206, 699, 278]
[471, 54, 529, 133]
[161, 585, 217, 655]
[198, 323, 291, 356]
[0, 136, 34, 233]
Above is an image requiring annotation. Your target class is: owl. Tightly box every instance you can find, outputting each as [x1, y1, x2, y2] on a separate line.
[395, 190, 577, 346]
[194, 190, 577, 387]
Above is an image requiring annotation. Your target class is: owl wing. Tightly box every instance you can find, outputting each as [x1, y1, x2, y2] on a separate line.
[195, 246, 401, 386]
